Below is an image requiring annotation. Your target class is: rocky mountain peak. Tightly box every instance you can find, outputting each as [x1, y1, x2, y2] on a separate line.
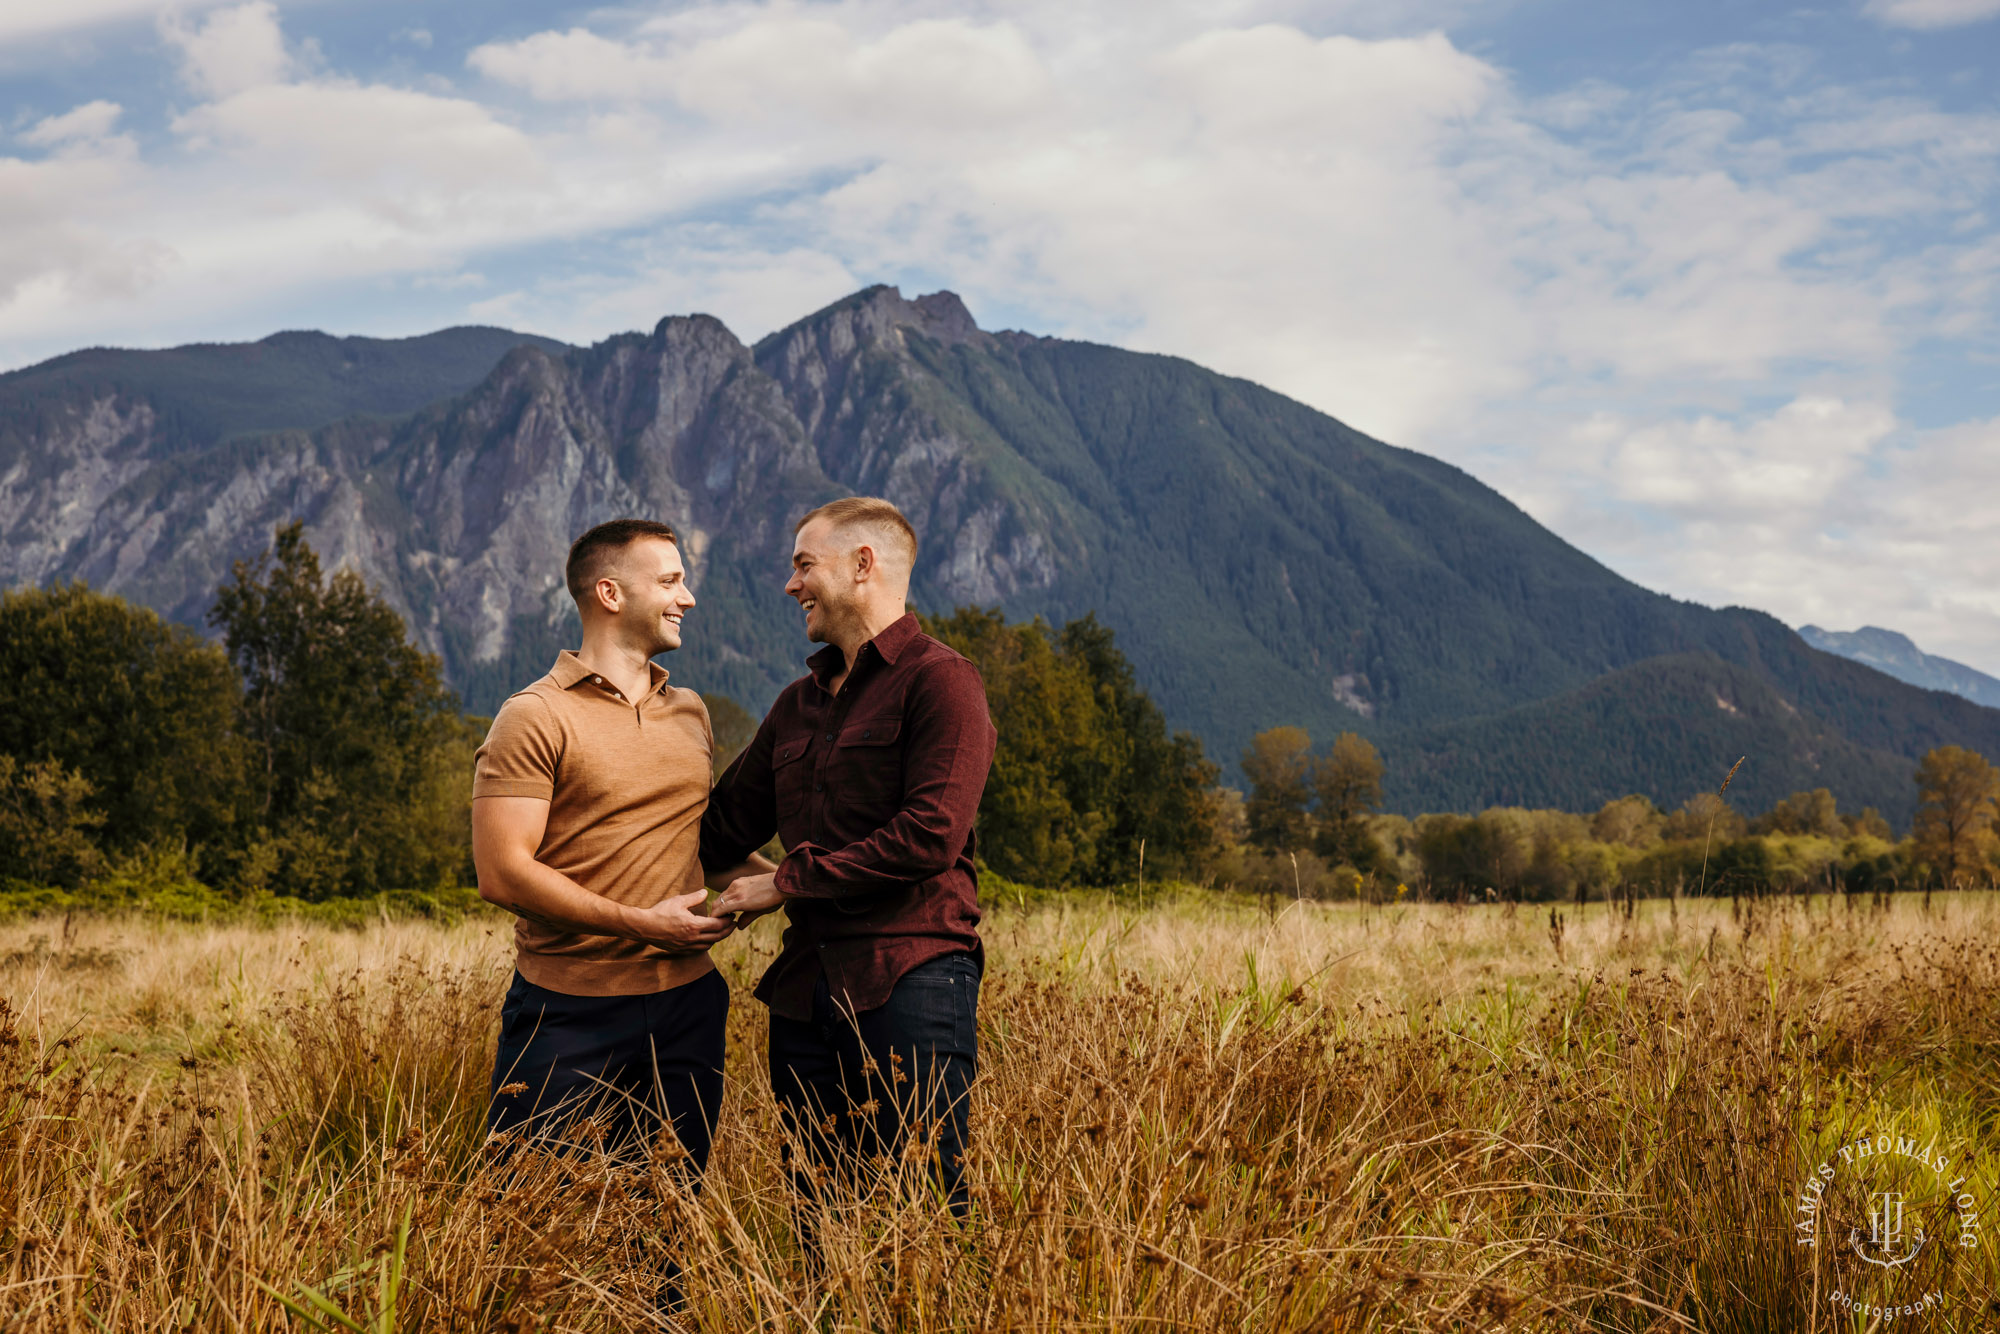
[1800, 624, 2000, 709]
[753, 285, 985, 378]
[645, 311, 748, 356]
[485, 340, 568, 393]
[9, 291, 1998, 821]
[907, 290, 982, 344]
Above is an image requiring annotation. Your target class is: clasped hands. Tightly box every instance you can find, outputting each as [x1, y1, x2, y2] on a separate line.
[623, 872, 784, 953]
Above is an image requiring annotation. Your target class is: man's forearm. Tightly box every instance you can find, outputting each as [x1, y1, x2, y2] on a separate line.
[482, 857, 654, 941]
[704, 851, 776, 893]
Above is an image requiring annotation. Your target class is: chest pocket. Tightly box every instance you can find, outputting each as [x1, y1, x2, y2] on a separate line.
[829, 714, 904, 826]
[772, 731, 815, 822]
[837, 717, 901, 748]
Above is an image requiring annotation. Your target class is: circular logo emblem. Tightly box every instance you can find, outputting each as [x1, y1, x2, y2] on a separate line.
[1793, 1131, 1986, 1322]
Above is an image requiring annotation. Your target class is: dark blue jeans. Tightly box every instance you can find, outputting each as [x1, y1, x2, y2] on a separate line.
[768, 951, 980, 1218]
[487, 968, 728, 1176]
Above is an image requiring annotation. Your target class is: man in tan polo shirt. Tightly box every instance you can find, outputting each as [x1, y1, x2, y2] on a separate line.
[473, 517, 769, 1177]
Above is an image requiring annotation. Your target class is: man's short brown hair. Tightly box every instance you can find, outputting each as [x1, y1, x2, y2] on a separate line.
[794, 497, 918, 566]
[566, 518, 678, 604]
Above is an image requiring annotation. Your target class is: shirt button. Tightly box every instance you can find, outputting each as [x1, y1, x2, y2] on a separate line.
[824, 731, 833, 741]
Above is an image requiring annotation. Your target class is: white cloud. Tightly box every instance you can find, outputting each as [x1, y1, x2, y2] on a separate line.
[172, 83, 543, 190]
[19, 101, 123, 148]
[467, 28, 675, 102]
[1158, 25, 1496, 145]
[670, 18, 1051, 128]
[471, 15, 1053, 139]
[0, 0, 229, 43]
[2, 0, 1999, 672]
[1864, 0, 2000, 30]
[1576, 396, 1898, 518]
[467, 239, 863, 346]
[162, 0, 291, 100]
[1491, 396, 2000, 676]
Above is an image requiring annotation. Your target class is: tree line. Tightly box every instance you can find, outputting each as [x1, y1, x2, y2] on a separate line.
[1227, 724, 2000, 904]
[3, 524, 1996, 910]
[0, 529, 1223, 908]
[0, 524, 477, 907]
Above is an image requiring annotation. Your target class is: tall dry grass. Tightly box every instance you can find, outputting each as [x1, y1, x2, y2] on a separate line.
[0, 891, 1994, 1330]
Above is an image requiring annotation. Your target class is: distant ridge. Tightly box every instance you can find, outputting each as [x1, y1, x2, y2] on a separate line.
[0, 325, 573, 449]
[1799, 625, 2000, 710]
[3, 286, 1997, 825]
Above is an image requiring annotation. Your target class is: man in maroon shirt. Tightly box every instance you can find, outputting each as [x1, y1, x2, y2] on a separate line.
[705, 496, 996, 1220]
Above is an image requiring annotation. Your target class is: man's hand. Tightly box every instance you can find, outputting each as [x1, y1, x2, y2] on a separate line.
[477, 797, 736, 951]
[625, 888, 737, 952]
[714, 871, 785, 924]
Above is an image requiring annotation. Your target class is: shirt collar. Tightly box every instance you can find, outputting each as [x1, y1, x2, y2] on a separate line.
[872, 612, 920, 664]
[551, 650, 671, 697]
[806, 613, 921, 691]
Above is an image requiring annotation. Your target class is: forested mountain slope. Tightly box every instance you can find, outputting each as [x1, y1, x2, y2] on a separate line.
[2, 287, 1993, 822]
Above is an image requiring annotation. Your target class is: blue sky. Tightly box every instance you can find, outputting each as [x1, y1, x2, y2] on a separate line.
[3, 0, 1999, 674]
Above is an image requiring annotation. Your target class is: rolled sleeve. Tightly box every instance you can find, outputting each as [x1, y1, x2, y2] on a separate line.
[472, 693, 561, 801]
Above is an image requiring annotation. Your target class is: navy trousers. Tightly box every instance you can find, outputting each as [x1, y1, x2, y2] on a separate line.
[488, 968, 728, 1175]
[767, 951, 980, 1217]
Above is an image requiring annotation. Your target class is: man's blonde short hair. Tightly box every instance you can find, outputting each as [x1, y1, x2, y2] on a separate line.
[795, 496, 918, 568]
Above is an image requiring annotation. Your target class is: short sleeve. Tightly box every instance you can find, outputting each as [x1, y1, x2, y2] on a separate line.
[694, 691, 715, 761]
[473, 691, 562, 800]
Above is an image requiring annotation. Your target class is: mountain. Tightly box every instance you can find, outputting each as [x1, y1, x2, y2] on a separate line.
[3, 286, 1996, 825]
[0, 324, 571, 601]
[1391, 653, 1938, 818]
[1798, 625, 2000, 710]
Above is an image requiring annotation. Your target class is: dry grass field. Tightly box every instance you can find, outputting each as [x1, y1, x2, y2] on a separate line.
[0, 889, 1995, 1331]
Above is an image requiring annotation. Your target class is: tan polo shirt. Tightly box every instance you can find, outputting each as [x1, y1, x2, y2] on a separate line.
[473, 650, 715, 997]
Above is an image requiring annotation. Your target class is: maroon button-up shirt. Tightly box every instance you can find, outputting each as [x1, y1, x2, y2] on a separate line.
[699, 614, 998, 1021]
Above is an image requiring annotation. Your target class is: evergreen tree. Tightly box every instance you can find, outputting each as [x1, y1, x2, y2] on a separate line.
[923, 607, 1113, 885]
[1057, 614, 1220, 881]
[924, 608, 1221, 885]
[210, 523, 474, 898]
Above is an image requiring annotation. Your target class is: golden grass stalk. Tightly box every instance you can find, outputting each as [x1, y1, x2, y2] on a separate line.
[0, 892, 1993, 1330]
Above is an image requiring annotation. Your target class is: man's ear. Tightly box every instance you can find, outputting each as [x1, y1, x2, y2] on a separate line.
[853, 542, 878, 581]
[593, 575, 623, 616]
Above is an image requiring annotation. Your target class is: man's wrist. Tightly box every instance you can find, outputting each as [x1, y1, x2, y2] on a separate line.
[612, 901, 660, 945]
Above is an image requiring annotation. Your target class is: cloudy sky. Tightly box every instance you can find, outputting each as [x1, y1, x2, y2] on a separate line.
[4, 0, 1999, 672]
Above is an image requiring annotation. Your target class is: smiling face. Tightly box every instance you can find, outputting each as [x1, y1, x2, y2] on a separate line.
[604, 535, 696, 655]
[786, 516, 857, 646]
